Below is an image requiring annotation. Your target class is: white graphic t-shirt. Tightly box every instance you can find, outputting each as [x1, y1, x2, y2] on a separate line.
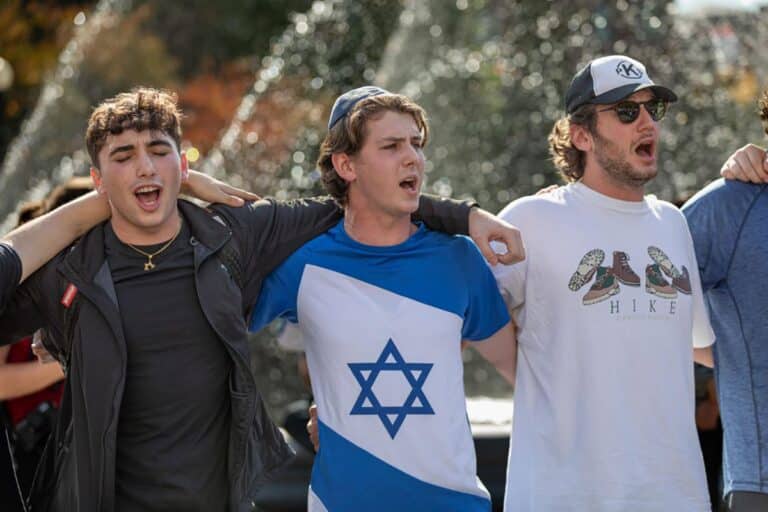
[494, 182, 714, 512]
[250, 220, 510, 512]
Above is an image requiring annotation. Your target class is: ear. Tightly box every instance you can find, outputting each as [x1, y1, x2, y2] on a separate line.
[331, 153, 356, 184]
[90, 167, 105, 194]
[180, 152, 189, 182]
[570, 123, 593, 152]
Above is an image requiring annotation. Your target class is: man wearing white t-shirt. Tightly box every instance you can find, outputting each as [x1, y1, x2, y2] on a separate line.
[494, 55, 716, 511]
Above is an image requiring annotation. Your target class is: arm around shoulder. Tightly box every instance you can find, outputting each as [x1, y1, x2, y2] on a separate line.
[413, 194, 475, 235]
[415, 195, 525, 266]
[470, 321, 517, 386]
[2, 191, 109, 283]
[214, 196, 343, 299]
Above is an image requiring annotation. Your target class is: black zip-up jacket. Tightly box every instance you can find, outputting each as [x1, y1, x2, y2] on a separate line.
[0, 196, 471, 511]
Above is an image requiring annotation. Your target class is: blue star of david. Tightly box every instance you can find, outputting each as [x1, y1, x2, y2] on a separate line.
[348, 338, 434, 439]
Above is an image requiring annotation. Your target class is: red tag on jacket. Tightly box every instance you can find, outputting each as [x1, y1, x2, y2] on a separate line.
[61, 283, 78, 308]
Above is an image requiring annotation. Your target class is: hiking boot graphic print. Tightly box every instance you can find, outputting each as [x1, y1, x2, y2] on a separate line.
[568, 249, 641, 305]
[568, 249, 605, 291]
[647, 246, 691, 295]
[611, 251, 640, 286]
[645, 264, 677, 299]
[582, 266, 620, 305]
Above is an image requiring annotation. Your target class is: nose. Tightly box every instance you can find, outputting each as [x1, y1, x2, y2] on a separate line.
[635, 105, 658, 135]
[402, 143, 424, 168]
[135, 149, 156, 177]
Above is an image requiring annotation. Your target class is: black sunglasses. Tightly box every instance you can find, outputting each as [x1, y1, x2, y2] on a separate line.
[598, 99, 668, 124]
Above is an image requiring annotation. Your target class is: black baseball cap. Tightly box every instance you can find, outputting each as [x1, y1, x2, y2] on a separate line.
[327, 86, 390, 129]
[565, 55, 677, 114]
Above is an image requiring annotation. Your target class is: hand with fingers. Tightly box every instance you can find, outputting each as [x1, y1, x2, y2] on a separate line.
[468, 207, 525, 266]
[720, 143, 768, 184]
[183, 170, 261, 207]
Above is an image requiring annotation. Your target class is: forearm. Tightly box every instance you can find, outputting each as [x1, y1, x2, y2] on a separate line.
[471, 322, 517, 386]
[486, 351, 516, 387]
[3, 191, 109, 282]
[0, 360, 64, 400]
[694, 346, 714, 368]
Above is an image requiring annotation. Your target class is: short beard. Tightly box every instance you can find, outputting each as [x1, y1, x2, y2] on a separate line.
[593, 132, 656, 188]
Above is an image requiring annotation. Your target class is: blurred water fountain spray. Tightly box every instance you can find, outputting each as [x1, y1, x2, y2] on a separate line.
[199, 1, 338, 182]
[199, 0, 402, 199]
[0, 0, 132, 233]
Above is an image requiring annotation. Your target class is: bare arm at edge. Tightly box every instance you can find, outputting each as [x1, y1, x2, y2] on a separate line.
[694, 346, 713, 368]
[469, 321, 517, 386]
[2, 191, 110, 283]
[0, 344, 64, 401]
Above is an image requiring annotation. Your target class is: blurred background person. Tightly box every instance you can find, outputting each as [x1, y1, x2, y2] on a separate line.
[0, 177, 92, 511]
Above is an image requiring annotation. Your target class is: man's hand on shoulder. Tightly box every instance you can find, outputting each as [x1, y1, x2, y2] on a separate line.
[183, 170, 261, 207]
[720, 143, 768, 184]
[469, 207, 525, 266]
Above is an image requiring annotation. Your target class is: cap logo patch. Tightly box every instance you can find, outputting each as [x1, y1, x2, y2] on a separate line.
[615, 60, 643, 80]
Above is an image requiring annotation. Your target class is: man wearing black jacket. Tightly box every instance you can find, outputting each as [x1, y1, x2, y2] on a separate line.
[0, 88, 522, 511]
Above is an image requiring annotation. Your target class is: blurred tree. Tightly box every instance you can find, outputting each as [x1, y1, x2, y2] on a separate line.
[134, 0, 312, 77]
[178, 61, 255, 154]
[75, 4, 180, 98]
[0, 0, 93, 164]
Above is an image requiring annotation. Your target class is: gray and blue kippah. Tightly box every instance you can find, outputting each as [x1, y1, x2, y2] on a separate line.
[327, 86, 390, 129]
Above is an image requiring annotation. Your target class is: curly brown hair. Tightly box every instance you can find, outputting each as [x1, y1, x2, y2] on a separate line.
[86, 87, 183, 169]
[316, 94, 429, 205]
[548, 104, 597, 182]
[759, 88, 768, 136]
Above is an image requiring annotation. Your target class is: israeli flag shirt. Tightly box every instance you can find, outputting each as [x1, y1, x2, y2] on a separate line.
[249, 220, 509, 512]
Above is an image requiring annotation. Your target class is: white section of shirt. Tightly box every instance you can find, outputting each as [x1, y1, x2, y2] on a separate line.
[298, 265, 489, 500]
[308, 486, 330, 512]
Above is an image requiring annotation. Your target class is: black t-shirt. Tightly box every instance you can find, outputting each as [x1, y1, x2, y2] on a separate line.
[104, 221, 231, 511]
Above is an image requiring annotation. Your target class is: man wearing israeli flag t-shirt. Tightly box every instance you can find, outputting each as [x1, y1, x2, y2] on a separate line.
[249, 87, 518, 512]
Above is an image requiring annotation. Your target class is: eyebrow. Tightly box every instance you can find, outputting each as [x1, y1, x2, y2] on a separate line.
[377, 135, 423, 144]
[108, 139, 174, 157]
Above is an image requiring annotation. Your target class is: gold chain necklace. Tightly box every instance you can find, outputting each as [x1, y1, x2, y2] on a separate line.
[125, 224, 182, 271]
